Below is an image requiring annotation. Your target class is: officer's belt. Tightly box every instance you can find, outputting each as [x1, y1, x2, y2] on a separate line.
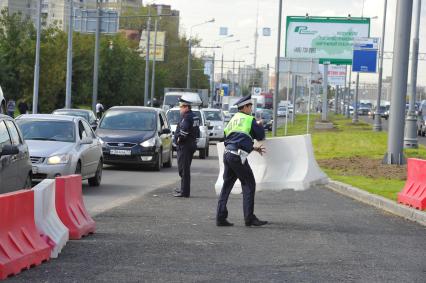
[225, 148, 250, 164]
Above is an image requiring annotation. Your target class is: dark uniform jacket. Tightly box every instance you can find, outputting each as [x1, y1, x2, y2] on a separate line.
[174, 110, 200, 146]
[224, 117, 265, 153]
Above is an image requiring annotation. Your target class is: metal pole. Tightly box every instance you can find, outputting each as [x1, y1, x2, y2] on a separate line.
[284, 68, 291, 136]
[321, 63, 329, 121]
[32, 0, 42, 114]
[384, 0, 413, 165]
[186, 37, 191, 89]
[346, 67, 352, 118]
[291, 75, 297, 123]
[353, 72, 360, 123]
[307, 60, 313, 134]
[272, 0, 282, 136]
[65, 0, 74, 109]
[92, 5, 101, 113]
[373, 0, 388, 131]
[210, 51, 215, 107]
[151, 17, 158, 105]
[143, 7, 151, 106]
[232, 57, 235, 95]
[404, 0, 421, 148]
[221, 52, 224, 85]
[335, 85, 339, 114]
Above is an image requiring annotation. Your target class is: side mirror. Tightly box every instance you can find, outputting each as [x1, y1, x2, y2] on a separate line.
[81, 137, 93, 144]
[91, 123, 98, 131]
[206, 121, 211, 127]
[161, 128, 171, 135]
[0, 144, 19, 156]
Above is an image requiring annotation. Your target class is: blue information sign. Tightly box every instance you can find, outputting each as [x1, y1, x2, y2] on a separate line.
[352, 49, 377, 73]
[352, 37, 379, 73]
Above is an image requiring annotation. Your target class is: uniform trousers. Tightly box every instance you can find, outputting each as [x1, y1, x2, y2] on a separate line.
[177, 142, 196, 196]
[217, 151, 256, 222]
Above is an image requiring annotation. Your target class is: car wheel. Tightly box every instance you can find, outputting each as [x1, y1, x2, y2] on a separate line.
[75, 161, 82, 175]
[154, 151, 162, 171]
[88, 159, 102, 187]
[199, 148, 206, 159]
[24, 174, 32, 189]
[164, 149, 173, 168]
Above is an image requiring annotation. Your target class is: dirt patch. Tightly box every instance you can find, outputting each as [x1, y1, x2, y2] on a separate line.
[318, 156, 406, 180]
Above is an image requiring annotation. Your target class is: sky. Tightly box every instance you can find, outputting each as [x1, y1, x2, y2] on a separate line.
[153, 0, 426, 86]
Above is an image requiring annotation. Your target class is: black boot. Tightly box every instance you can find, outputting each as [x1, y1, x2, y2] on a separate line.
[216, 219, 234, 227]
[245, 216, 268, 227]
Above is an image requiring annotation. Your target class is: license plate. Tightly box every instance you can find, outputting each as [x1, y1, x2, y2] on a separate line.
[32, 166, 38, 174]
[110, 149, 131, 156]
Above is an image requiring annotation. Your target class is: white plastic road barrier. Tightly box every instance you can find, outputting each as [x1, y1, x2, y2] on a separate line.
[33, 179, 69, 258]
[214, 134, 328, 195]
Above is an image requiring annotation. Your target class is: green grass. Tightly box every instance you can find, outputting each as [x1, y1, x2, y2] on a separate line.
[271, 113, 426, 201]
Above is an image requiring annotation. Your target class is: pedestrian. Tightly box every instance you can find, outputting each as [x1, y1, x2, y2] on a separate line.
[216, 95, 268, 227]
[96, 101, 104, 119]
[173, 95, 200, 198]
[6, 99, 15, 118]
[18, 100, 28, 115]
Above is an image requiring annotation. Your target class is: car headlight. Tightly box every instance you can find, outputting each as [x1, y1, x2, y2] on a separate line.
[99, 138, 105, 145]
[214, 125, 222, 130]
[47, 154, 70, 165]
[141, 137, 156, 147]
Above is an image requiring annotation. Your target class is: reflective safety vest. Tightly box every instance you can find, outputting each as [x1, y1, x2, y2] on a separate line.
[224, 112, 254, 139]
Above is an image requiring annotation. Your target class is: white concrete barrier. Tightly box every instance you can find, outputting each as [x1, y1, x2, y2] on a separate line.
[214, 134, 328, 195]
[33, 179, 69, 258]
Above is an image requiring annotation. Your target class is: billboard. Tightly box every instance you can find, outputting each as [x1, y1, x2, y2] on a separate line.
[139, 31, 166, 61]
[285, 16, 370, 65]
[319, 64, 347, 86]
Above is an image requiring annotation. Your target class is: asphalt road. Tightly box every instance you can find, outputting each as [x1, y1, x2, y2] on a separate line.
[359, 115, 426, 146]
[8, 141, 426, 282]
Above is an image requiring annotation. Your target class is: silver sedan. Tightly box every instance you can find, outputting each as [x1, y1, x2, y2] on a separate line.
[16, 114, 103, 186]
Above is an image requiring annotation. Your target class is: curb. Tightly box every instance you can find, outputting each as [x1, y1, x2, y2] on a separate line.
[325, 180, 426, 227]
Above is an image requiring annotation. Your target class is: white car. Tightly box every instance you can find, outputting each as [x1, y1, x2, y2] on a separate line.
[16, 114, 103, 186]
[166, 108, 210, 159]
[277, 106, 287, 117]
[202, 108, 225, 141]
[0, 85, 6, 114]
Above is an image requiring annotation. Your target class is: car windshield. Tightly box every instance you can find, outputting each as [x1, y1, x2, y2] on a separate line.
[53, 110, 90, 122]
[164, 95, 181, 107]
[204, 111, 222, 121]
[167, 110, 181, 125]
[278, 107, 286, 111]
[262, 112, 272, 120]
[99, 110, 156, 131]
[229, 107, 238, 114]
[379, 106, 387, 111]
[16, 120, 75, 142]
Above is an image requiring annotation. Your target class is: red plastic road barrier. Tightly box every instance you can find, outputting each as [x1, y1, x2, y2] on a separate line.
[55, 175, 96, 239]
[0, 190, 51, 280]
[398, 158, 426, 210]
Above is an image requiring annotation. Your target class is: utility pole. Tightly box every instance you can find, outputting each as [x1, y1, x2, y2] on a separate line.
[144, 7, 151, 106]
[151, 16, 159, 104]
[291, 75, 297, 123]
[352, 72, 359, 123]
[384, 0, 413, 165]
[272, 0, 283, 136]
[404, 0, 421, 148]
[253, 0, 259, 69]
[321, 63, 329, 121]
[92, 1, 101, 113]
[32, 0, 42, 114]
[187, 37, 192, 89]
[373, 0, 388, 131]
[346, 67, 352, 118]
[335, 85, 339, 114]
[65, 0, 74, 108]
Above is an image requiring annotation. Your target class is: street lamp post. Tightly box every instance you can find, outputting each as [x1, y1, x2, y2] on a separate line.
[220, 39, 240, 92]
[186, 18, 215, 89]
[32, 0, 42, 113]
[65, 0, 74, 108]
[373, 0, 388, 131]
[404, 0, 421, 148]
[143, 6, 151, 106]
[273, 0, 283, 136]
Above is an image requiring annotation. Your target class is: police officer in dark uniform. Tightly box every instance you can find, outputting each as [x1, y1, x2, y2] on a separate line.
[216, 95, 268, 227]
[173, 96, 200, 198]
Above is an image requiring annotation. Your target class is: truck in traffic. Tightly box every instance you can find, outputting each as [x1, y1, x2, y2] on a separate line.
[163, 88, 208, 111]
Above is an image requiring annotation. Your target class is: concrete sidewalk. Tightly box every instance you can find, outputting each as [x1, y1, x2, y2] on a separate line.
[9, 174, 426, 282]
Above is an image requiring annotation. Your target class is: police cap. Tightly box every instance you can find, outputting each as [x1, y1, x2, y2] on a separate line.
[234, 95, 253, 108]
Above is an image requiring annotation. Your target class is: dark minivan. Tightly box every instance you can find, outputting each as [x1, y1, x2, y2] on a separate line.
[0, 114, 32, 193]
[96, 106, 173, 171]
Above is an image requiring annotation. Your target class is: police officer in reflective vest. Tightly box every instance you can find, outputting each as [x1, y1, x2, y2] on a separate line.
[173, 96, 200, 198]
[216, 95, 268, 227]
